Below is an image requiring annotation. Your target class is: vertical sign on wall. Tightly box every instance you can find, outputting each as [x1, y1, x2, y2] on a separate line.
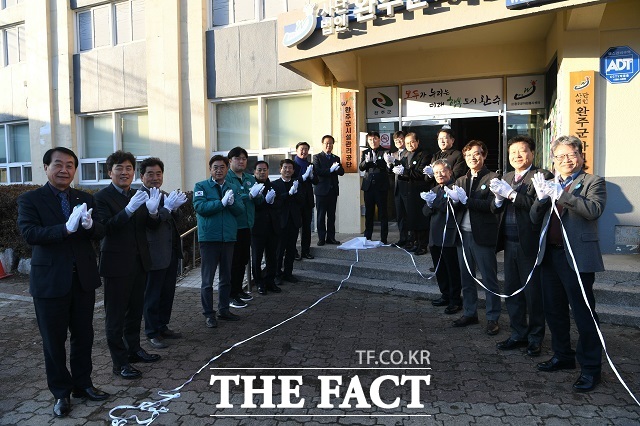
[569, 71, 596, 169]
[340, 92, 358, 173]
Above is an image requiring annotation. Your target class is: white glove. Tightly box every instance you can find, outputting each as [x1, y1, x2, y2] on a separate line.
[392, 164, 404, 175]
[81, 207, 93, 230]
[423, 165, 434, 178]
[65, 204, 85, 233]
[221, 189, 234, 206]
[532, 172, 549, 201]
[548, 179, 564, 201]
[421, 191, 437, 208]
[383, 152, 394, 166]
[146, 187, 161, 215]
[302, 165, 313, 181]
[289, 180, 299, 195]
[249, 182, 265, 198]
[265, 188, 276, 204]
[455, 185, 468, 205]
[489, 178, 513, 201]
[330, 162, 340, 173]
[365, 152, 373, 163]
[125, 190, 149, 215]
[443, 186, 459, 203]
[163, 190, 188, 212]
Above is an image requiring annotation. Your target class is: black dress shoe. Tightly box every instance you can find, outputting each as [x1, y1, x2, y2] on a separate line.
[431, 297, 449, 307]
[381, 239, 388, 245]
[326, 239, 341, 245]
[267, 284, 282, 293]
[113, 364, 142, 380]
[258, 285, 267, 295]
[573, 373, 601, 392]
[496, 338, 527, 351]
[444, 305, 462, 315]
[218, 310, 240, 321]
[394, 240, 407, 247]
[303, 253, 314, 259]
[281, 274, 299, 283]
[72, 386, 110, 401]
[147, 336, 168, 349]
[128, 349, 161, 363]
[53, 397, 70, 417]
[486, 320, 500, 335]
[452, 315, 479, 327]
[527, 342, 542, 357]
[429, 267, 436, 272]
[403, 243, 415, 251]
[537, 357, 576, 372]
[317, 240, 326, 246]
[414, 248, 428, 256]
[294, 253, 303, 261]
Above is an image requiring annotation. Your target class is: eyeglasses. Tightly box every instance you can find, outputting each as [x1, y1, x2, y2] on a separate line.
[464, 152, 483, 159]
[553, 152, 579, 162]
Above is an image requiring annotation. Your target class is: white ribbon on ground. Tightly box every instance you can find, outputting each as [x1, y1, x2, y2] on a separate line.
[109, 251, 362, 425]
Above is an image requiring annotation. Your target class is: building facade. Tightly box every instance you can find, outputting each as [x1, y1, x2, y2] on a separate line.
[1, 0, 638, 253]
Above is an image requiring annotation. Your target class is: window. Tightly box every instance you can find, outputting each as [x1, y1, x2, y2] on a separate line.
[211, 0, 307, 27]
[77, 0, 145, 52]
[1, 24, 26, 67]
[78, 110, 149, 183]
[0, 122, 31, 184]
[1, 0, 23, 10]
[212, 93, 312, 176]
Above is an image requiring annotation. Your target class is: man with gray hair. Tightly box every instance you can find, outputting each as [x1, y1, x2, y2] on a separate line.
[530, 135, 606, 393]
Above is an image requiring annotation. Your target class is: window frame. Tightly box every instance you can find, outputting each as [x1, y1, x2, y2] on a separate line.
[77, 108, 149, 185]
[1, 24, 26, 67]
[0, 121, 32, 185]
[210, 91, 312, 179]
[210, 0, 299, 29]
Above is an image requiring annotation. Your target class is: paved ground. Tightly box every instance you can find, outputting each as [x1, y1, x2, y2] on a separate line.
[1, 243, 639, 425]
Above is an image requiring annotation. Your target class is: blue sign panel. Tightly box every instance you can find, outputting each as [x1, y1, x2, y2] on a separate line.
[600, 46, 639, 84]
[506, 0, 566, 10]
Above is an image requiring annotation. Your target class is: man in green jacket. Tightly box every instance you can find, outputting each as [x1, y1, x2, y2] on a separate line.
[226, 147, 264, 309]
[193, 155, 245, 327]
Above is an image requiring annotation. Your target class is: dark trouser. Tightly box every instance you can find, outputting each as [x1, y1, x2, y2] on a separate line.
[299, 205, 313, 255]
[144, 254, 179, 338]
[33, 273, 94, 398]
[252, 230, 279, 287]
[394, 193, 408, 243]
[430, 245, 462, 306]
[277, 220, 299, 276]
[541, 246, 601, 375]
[230, 228, 251, 298]
[316, 193, 338, 242]
[200, 241, 234, 316]
[457, 231, 501, 321]
[363, 189, 388, 242]
[104, 257, 147, 368]
[504, 240, 545, 344]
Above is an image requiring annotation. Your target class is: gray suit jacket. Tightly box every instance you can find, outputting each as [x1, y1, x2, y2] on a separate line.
[530, 171, 606, 272]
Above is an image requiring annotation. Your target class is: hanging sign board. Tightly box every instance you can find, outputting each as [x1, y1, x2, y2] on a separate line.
[402, 78, 502, 118]
[366, 86, 399, 119]
[506, 75, 545, 110]
[340, 92, 358, 173]
[569, 71, 596, 168]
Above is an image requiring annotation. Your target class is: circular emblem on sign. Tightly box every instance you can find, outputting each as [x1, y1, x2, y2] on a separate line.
[380, 133, 390, 145]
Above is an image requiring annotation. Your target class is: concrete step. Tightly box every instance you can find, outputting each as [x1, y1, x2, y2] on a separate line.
[293, 249, 640, 327]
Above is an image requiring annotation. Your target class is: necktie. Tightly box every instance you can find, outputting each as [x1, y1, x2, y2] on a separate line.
[514, 174, 522, 184]
[58, 192, 70, 219]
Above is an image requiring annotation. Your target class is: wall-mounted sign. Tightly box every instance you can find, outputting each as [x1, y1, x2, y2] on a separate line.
[569, 71, 595, 169]
[402, 78, 502, 118]
[506, 0, 566, 9]
[366, 86, 399, 119]
[283, 4, 318, 48]
[340, 92, 358, 173]
[600, 46, 639, 84]
[506, 75, 545, 110]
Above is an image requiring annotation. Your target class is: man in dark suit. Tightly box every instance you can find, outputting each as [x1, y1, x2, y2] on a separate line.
[384, 131, 409, 246]
[312, 135, 344, 246]
[359, 131, 390, 244]
[425, 128, 467, 182]
[490, 136, 552, 357]
[392, 132, 431, 255]
[448, 140, 502, 335]
[17, 147, 109, 418]
[293, 141, 319, 259]
[139, 157, 187, 349]
[421, 159, 462, 315]
[530, 135, 607, 393]
[94, 151, 161, 380]
[251, 161, 281, 294]
[273, 159, 305, 283]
